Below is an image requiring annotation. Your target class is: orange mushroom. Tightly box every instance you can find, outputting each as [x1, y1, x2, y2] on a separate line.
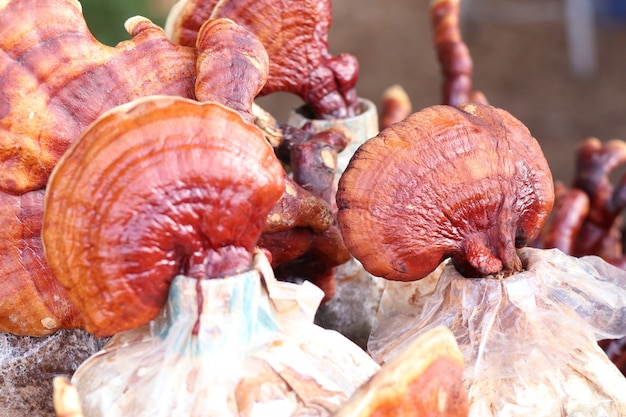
[337, 103, 554, 281]
[0, 0, 197, 195]
[0, 190, 81, 335]
[166, 0, 360, 119]
[42, 97, 285, 337]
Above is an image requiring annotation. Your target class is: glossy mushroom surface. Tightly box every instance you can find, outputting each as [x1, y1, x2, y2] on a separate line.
[166, 0, 360, 119]
[0, 190, 82, 335]
[337, 103, 554, 281]
[194, 18, 269, 124]
[0, 0, 196, 194]
[42, 97, 285, 337]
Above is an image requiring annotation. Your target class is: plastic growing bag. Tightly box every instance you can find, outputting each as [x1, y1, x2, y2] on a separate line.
[70, 250, 379, 417]
[369, 247, 626, 416]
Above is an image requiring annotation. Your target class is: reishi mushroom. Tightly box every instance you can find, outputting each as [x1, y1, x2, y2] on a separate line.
[0, 190, 81, 336]
[42, 96, 285, 337]
[194, 17, 269, 124]
[431, 0, 487, 106]
[165, 0, 360, 119]
[260, 125, 352, 300]
[42, 96, 379, 417]
[337, 103, 554, 281]
[0, 0, 197, 195]
[0, 13, 262, 337]
[335, 327, 468, 417]
[191, 17, 353, 300]
[537, 138, 626, 264]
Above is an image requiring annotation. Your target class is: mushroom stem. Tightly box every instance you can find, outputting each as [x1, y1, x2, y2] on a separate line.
[431, 0, 487, 106]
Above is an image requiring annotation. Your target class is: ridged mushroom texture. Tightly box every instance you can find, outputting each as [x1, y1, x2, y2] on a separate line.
[337, 103, 555, 281]
[0, 0, 197, 195]
[0, 190, 82, 336]
[42, 96, 285, 337]
[166, 0, 360, 119]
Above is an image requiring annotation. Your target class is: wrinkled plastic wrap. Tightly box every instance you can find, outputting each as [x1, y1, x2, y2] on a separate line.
[369, 247, 626, 416]
[71, 251, 379, 417]
[0, 329, 105, 417]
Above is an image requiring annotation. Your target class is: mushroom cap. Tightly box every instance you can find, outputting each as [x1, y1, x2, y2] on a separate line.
[0, 190, 82, 335]
[42, 96, 285, 336]
[194, 18, 269, 123]
[165, 0, 359, 119]
[337, 103, 554, 281]
[0, 0, 196, 194]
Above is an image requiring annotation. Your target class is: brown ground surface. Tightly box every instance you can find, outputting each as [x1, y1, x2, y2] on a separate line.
[255, 0, 626, 186]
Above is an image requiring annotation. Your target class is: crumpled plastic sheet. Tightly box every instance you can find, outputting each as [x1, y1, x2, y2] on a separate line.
[71, 251, 379, 417]
[369, 247, 626, 416]
[0, 329, 106, 417]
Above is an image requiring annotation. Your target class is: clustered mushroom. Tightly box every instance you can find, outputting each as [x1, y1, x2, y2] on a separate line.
[535, 138, 626, 266]
[533, 137, 626, 376]
[260, 125, 352, 300]
[0, 0, 197, 195]
[166, 0, 360, 119]
[0, 0, 199, 336]
[43, 96, 285, 337]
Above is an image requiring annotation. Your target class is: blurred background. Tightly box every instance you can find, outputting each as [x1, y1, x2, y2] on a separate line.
[81, 0, 626, 185]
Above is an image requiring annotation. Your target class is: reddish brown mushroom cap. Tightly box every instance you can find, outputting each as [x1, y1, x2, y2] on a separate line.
[195, 18, 269, 124]
[337, 103, 554, 281]
[42, 97, 285, 336]
[0, 190, 82, 335]
[0, 0, 197, 194]
[166, 0, 360, 119]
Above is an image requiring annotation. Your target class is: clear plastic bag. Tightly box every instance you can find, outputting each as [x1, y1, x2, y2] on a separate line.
[71, 250, 379, 417]
[369, 247, 626, 416]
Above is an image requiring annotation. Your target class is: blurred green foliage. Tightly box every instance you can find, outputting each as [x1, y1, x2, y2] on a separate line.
[80, 0, 167, 46]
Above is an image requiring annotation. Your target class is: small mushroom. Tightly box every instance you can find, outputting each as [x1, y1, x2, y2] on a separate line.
[337, 103, 554, 281]
[166, 0, 360, 119]
[535, 138, 626, 263]
[0, 0, 197, 194]
[42, 96, 285, 337]
[379, 84, 413, 130]
[0, 190, 82, 335]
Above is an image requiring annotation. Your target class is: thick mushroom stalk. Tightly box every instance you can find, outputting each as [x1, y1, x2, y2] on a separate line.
[165, 0, 360, 119]
[431, 0, 487, 106]
[535, 138, 626, 265]
[337, 103, 554, 281]
[0, 0, 197, 194]
[42, 97, 285, 337]
[260, 127, 352, 300]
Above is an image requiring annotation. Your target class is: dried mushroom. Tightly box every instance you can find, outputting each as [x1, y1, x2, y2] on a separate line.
[337, 103, 554, 281]
[166, 0, 360, 119]
[42, 96, 285, 337]
[0, 0, 196, 194]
